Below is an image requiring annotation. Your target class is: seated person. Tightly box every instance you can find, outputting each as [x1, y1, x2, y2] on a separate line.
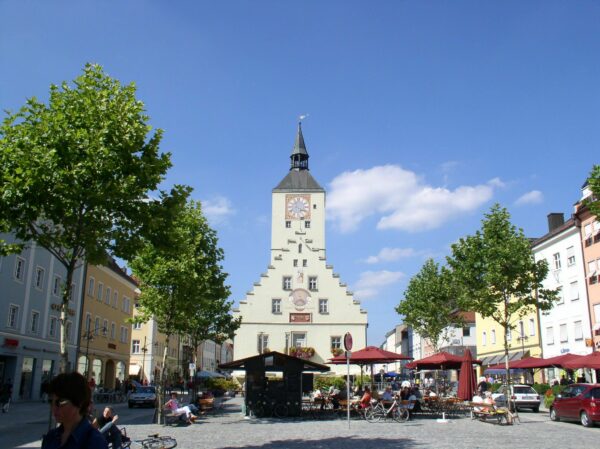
[164, 392, 198, 424]
[471, 394, 484, 412]
[329, 385, 342, 409]
[381, 386, 394, 402]
[359, 386, 372, 409]
[482, 391, 495, 412]
[399, 386, 411, 400]
[93, 406, 127, 449]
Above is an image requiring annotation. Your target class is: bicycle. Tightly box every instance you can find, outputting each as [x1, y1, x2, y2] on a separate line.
[364, 396, 410, 423]
[122, 433, 177, 449]
[250, 396, 290, 418]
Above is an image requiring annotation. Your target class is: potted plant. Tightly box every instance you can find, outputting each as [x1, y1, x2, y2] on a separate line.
[331, 347, 343, 357]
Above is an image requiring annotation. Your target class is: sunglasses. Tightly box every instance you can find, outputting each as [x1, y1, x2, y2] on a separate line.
[49, 398, 71, 408]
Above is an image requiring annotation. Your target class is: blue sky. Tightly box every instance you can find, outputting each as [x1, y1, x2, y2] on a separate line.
[2, 1, 599, 345]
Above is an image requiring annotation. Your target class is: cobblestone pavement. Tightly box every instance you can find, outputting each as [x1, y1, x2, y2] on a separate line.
[5, 397, 600, 449]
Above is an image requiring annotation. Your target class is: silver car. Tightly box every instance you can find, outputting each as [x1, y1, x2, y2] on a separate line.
[128, 386, 157, 408]
[493, 384, 541, 412]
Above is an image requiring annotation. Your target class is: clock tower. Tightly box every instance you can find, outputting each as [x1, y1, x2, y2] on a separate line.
[232, 124, 368, 373]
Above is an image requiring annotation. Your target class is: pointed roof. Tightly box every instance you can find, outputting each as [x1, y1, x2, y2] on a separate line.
[273, 123, 324, 192]
[291, 122, 308, 156]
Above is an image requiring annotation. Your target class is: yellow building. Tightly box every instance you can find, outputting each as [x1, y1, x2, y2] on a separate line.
[476, 306, 543, 382]
[129, 313, 180, 384]
[77, 258, 137, 389]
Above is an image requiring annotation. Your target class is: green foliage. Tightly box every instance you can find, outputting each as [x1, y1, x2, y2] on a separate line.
[205, 377, 237, 392]
[447, 204, 559, 381]
[587, 165, 600, 218]
[0, 64, 172, 371]
[532, 383, 551, 397]
[396, 259, 462, 352]
[314, 376, 346, 391]
[131, 198, 238, 392]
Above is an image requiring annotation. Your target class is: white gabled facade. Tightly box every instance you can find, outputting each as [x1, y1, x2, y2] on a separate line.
[533, 213, 593, 380]
[232, 124, 368, 374]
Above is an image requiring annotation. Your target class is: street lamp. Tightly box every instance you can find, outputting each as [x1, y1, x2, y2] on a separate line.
[82, 325, 106, 379]
[139, 337, 158, 384]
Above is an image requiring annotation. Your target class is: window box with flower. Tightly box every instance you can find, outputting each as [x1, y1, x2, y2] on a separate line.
[289, 346, 315, 359]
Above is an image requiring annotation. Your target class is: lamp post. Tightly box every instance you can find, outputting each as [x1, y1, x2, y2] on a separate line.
[82, 325, 106, 380]
[141, 336, 147, 384]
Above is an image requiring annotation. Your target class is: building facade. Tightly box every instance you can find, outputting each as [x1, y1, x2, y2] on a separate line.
[574, 183, 600, 352]
[233, 125, 368, 374]
[77, 259, 137, 389]
[532, 213, 593, 382]
[0, 235, 84, 401]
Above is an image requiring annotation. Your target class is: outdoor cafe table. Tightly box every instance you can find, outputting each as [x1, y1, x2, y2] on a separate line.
[419, 396, 466, 417]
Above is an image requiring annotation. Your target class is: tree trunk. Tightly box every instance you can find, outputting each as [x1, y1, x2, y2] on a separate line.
[156, 334, 170, 424]
[59, 263, 76, 373]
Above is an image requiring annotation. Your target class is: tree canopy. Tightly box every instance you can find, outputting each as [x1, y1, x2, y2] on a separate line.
[396, 258, 461, 352]
[587, 164, 600, 217]
[130, 196, 239, 420]
[0, 64, 172, 371]
[447, 204, 558, 379]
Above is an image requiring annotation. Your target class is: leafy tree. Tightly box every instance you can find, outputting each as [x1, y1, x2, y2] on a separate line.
[396, 259, 462, 352]
[587, 165, 600, 217]
[131, 197, 237, 422]
[447, 204, 558, 383]
[0, 64, 171, 372]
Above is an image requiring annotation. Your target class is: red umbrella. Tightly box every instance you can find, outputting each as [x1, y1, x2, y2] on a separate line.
[457, 349, 477, 401]
[405, 351, 482, 370]
[562, 352, 600, 370]
[511, 357, 545, 369]
[329, 346, 412, 365]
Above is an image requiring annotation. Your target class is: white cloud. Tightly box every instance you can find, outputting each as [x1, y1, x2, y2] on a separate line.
[515, 190, 543, 206]
[365, 247, 416, 264]
[353, 270, 404, 299]
[327, 165, 498, 233]
[202, 196, 235, 224]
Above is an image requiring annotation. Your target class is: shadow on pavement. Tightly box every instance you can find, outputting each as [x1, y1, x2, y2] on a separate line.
[219, 436, 418, 449]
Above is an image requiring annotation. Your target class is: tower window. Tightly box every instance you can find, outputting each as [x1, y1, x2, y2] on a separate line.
[303, 259, 307, 267]
[309, 276, 318, 291]
[293, 259, 298, 267]
[283, 276, 292, 290]
[305, 221, 311, 228]
[285, 221, 291, 228]
[319, 299, 328, 314]
[272, 298, 281, 314]
[298, 244, 302, 253]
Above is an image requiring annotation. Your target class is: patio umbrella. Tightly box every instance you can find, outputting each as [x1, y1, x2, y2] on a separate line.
[562, 352, 600, 370]
[457, 349, 477, 401]
[329, 346, 412, 389]
[405, 351, 482, 371]
[518, 353, 584, 369]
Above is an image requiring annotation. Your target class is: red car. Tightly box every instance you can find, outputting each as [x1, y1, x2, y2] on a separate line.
[550, 383, 600, 427]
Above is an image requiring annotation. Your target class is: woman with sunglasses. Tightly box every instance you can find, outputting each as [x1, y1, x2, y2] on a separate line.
[42, 372, 107, 449]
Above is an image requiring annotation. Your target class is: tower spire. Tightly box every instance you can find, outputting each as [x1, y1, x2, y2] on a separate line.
[290, 121, 309, 171]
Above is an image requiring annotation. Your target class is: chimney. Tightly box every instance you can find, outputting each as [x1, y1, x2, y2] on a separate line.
[547, 213, 565, 232]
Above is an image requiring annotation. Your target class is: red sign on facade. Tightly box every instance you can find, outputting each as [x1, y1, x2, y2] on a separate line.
[289, 313, 311, 323]
[3, 338, 19, 348]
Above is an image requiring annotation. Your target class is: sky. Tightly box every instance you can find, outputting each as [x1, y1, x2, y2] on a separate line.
[2, 1, 600, 346]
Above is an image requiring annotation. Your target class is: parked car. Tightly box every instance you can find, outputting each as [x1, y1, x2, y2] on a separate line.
[128, 386, 157, 408]
[550, 383, 600, 427]
[492, 384, 541, 412]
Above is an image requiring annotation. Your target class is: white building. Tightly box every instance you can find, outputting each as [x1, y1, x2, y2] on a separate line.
[533, 213, 593, 381]
[232, 124, 368, 374]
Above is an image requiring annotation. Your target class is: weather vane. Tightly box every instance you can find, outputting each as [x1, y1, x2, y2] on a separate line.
[298, 113, 309, 124]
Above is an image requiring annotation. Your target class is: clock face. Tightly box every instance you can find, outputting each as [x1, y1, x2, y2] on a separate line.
[286, 195, 311, 219]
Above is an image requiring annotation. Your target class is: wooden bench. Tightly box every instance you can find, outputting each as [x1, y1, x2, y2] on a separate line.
[162, 408, 186, 426]
[469, 402, 512, 425]
[198, 398, 215, 413]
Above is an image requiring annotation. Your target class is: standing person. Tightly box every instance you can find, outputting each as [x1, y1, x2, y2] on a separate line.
[1, 379, 13, 413]
[41, 372, 107, 449]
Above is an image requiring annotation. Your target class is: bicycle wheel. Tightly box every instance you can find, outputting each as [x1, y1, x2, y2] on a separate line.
[159, 436, 177, 449]
[365, 406, 382, 423]
[273, 403, 289, 418]
[392, 407, 410, 423]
